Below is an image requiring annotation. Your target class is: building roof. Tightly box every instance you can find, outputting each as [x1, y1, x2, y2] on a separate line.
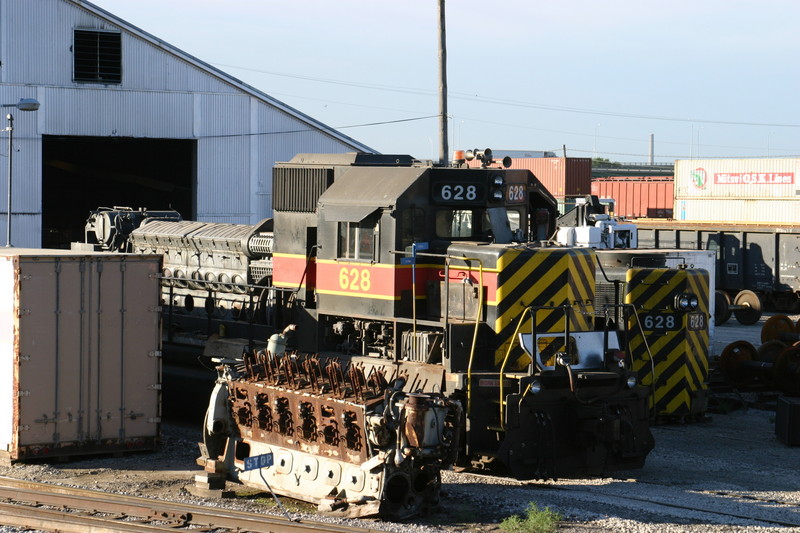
[70, 0, 376, 154]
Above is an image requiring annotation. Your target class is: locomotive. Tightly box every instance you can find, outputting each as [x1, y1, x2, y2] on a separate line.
[76, 151, 711, 517]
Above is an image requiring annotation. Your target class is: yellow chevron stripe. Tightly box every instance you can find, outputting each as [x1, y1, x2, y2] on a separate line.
[626, 268, 710, 416]
[492, 249, 598, 369]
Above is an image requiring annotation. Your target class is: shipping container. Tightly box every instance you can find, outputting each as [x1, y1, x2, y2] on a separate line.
[675, 198, 799, 225]
[469, 157, 591, 198]
[0, 249, 162, 464]
[591, 176, 674, 219]
[673, 158, 800, 224]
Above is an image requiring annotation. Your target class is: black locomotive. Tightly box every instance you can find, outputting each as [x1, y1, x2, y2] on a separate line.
[75, 151, 715, 516]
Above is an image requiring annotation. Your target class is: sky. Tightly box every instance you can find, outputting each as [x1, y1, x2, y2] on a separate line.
[89, 0, 800, 164]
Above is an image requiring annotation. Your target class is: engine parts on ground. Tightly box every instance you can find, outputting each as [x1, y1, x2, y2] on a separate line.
[199, 350, 462, 519]
[719, 315, 800, 395]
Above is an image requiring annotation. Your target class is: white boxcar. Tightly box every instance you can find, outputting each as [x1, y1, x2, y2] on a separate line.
[0, 249, 161, 463]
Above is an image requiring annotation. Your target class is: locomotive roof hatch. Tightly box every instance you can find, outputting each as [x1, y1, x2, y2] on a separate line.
[318, 166, 428, 221]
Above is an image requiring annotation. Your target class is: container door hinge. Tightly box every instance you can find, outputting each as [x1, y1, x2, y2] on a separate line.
[18, 309, 30, 317]
[148, 417, 162, 424]
[17, 390, 30, 397]
[147, 384, 162, 390]
[149, 306, 162, 313]
[19, 355, 30, 362]
[148, 350, 162, 358]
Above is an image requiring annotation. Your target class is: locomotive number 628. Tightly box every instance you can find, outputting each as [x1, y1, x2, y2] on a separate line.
[432, 182, 486, 204]
[339, 266, 372, 292]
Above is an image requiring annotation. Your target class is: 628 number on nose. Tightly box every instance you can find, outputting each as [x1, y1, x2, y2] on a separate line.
[639, 313, 679, 331]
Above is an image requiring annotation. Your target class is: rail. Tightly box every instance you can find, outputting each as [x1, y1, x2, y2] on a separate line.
[0, 476, 380, 533]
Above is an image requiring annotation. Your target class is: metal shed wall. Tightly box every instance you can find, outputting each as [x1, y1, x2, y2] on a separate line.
[0, 0, 373, 247]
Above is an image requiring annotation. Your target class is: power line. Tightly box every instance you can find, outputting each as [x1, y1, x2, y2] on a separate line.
[214, 61, 800, 129]
[190, 114, 439, 139]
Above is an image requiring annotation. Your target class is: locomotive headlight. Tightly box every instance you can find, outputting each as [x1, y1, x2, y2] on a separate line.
[490, 175, 505, 202]
[530, 380, 542, 395]
[674, 293, 699, 311]
[626, 375, 638, 389]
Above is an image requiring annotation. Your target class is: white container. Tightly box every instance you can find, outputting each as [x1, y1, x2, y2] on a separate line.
[675, 198, 800, 225]
[0, 249, 162, 463]
[675, 158, 800, 199]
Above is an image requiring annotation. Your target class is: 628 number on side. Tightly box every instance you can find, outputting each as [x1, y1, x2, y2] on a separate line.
[339, 267, 371, 292]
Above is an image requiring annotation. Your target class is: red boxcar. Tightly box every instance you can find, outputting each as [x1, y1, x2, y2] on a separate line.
[591, 176, 674, 218]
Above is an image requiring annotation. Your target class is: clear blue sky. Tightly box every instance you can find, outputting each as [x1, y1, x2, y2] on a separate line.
[90, 0, 800, 163]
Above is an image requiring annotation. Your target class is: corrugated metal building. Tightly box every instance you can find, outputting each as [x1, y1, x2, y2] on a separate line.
[0, 0, 374, 248]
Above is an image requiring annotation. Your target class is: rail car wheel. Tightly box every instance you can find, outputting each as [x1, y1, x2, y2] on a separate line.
[719, 341, 758, 388]
[761, 314, 795, 343]
[714, 290, 732, 326]
[774, 346, 800, 395]
[757, 340, 786, 364]
[733, 290, 762, 326]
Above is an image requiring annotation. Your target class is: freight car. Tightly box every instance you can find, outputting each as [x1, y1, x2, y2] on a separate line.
[77, 152, 714, 517]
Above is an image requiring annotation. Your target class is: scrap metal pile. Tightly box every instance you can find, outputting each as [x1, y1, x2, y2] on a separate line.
[719, 315, 800, 395]
[199, 348, 462, 519]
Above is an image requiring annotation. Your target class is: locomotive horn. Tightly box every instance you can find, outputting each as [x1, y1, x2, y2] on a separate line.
[502, 156, 512, 168]
[464, 149, 475, 161]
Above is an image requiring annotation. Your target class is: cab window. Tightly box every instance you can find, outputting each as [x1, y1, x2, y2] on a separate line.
[338, 216, 377, 261]
[435, 209, 491, 239]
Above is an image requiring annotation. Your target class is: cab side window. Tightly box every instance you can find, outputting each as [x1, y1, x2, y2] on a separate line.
[338, 215, 377, 261]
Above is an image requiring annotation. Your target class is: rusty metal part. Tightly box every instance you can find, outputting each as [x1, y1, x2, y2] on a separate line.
[720, 340, 800, 394]
[719, 341, 771, 388]
[761, 315, 796, 344]
[210, 351, 461, 519]
[757, 340, 787, 364]
[774, 346, 800, 395]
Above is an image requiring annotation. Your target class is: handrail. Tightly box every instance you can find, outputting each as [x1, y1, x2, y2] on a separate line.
[498, 306, 533, 430]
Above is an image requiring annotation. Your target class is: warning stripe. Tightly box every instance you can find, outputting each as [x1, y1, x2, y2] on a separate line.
[626, 268, 709, 416]
[493, 248, 596, 369]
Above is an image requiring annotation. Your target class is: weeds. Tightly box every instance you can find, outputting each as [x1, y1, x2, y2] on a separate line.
[499, 502, 563, 533]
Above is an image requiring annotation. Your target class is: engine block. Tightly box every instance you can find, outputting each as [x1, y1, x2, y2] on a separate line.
[200, 351, 462, 518]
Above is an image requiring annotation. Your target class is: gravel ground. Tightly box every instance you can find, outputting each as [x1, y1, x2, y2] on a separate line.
[0, 312, 798, 533]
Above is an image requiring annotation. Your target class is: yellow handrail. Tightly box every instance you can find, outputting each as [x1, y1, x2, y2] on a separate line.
[498, 307, 533, 430]
[462, 257, 484, 419]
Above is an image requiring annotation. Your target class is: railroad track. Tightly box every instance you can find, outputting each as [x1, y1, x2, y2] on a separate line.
[0, 476, 380, 533]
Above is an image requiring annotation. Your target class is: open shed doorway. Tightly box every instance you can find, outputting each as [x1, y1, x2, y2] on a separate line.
[42, 136, 196, 249]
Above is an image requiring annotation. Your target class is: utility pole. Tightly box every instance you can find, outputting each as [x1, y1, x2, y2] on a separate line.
[438, 0, 448, 165]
